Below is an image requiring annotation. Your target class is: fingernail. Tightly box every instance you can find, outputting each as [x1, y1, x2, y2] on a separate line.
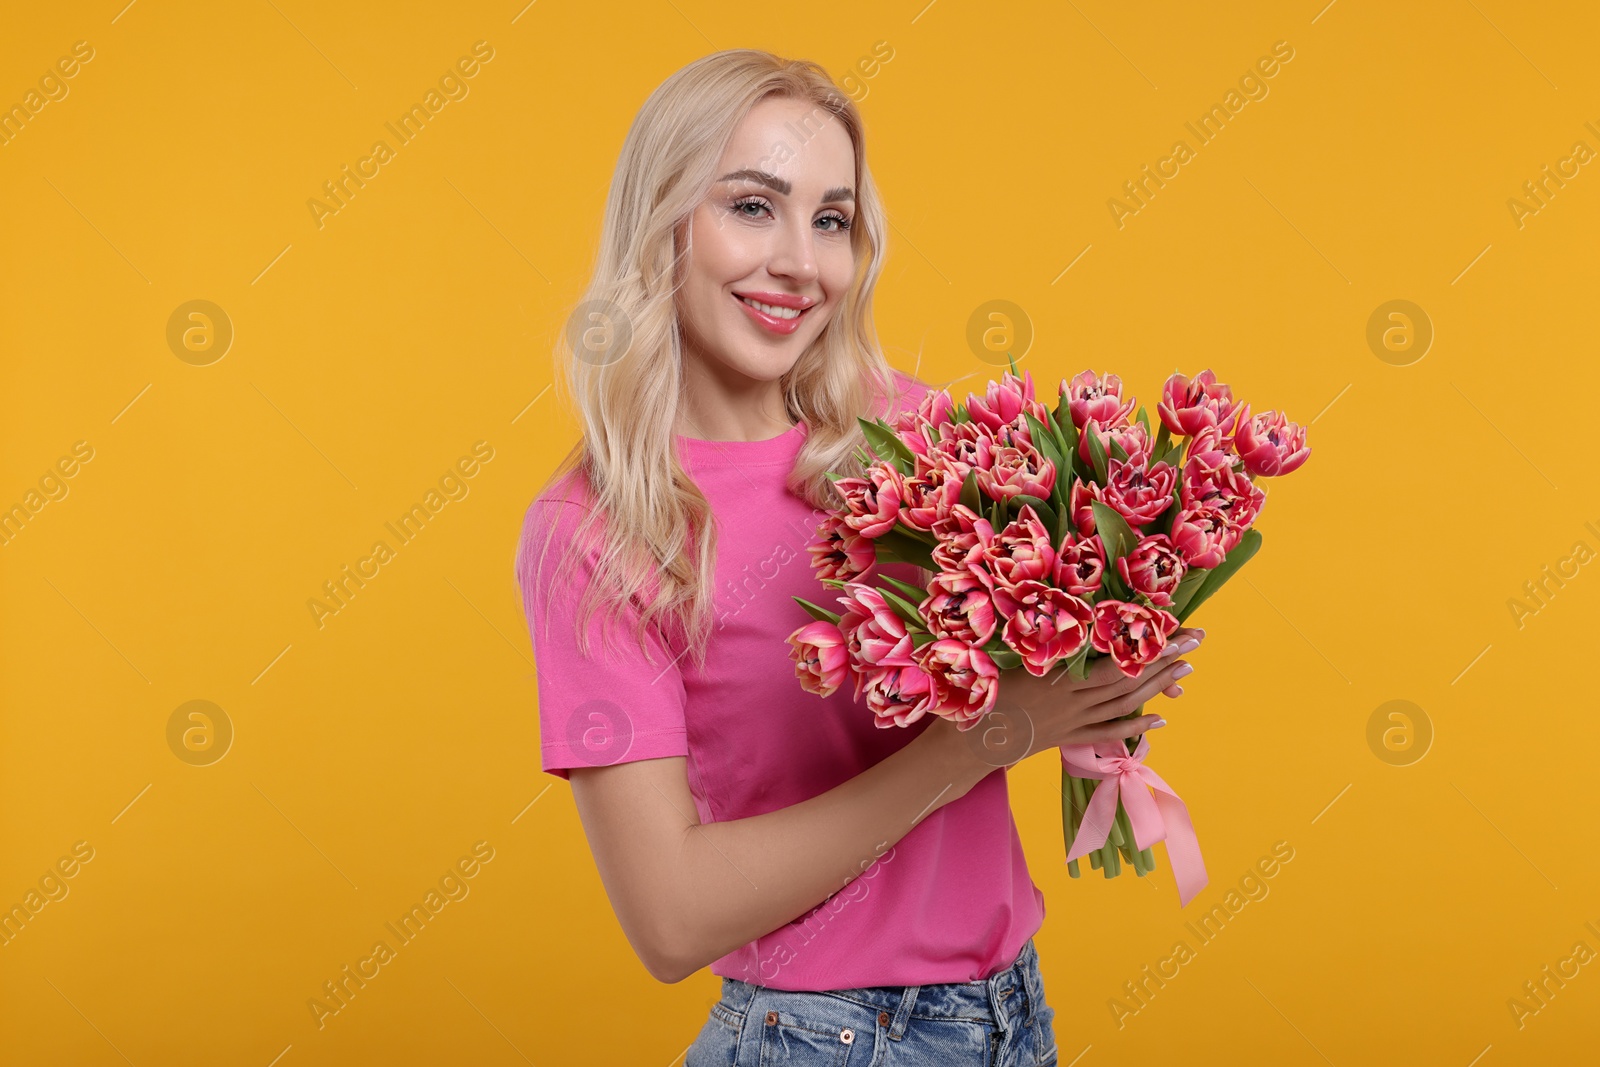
[1151, 718, 1168, 728]
[1169, 685, 1184, 697]
[1177, 639, 1200, 654]
[1173, 662, 1193, 679]
[1159, 643, 1181, 657]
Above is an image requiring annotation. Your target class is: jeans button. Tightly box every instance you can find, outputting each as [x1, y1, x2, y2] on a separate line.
[840, 1028, 854, 1045]
[878, 1011, 890, 1026]
[765, 1010, 778, 1025]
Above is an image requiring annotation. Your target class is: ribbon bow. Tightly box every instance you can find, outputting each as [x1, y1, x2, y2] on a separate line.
[1060, 734, 1209, 907]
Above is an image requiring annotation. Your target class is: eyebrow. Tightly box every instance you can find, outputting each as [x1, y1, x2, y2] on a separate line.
[716, 168, 854, 204]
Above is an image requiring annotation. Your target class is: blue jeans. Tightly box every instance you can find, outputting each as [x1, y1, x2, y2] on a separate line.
[685, 937, 1058, 1066]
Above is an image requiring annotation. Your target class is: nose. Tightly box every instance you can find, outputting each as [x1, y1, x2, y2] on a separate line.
[767, 214, 820, 286]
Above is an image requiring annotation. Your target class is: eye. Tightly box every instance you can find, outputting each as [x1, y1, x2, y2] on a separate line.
[816, 211, 853, 233]
[730, 195, 772, 219]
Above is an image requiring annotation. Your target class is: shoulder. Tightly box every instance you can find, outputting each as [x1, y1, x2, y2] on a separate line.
[516, 471, 601, 583]
[883, 368, 936, 420]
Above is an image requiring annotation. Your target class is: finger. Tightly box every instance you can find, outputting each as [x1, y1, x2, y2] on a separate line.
[1162, 683, 1183, 697]
[1082, 710, 1167, 744]
[1086, 657, 1193, 720]
[1051, 629, 1203, 690]
[1079, 654, 1134, 688]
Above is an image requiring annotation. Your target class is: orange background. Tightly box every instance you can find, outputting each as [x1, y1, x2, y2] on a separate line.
[2, 1, 1597, 1064]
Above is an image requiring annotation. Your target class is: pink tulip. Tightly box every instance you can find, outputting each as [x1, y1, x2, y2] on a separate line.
[1098, 455, 1177, 529]
[1168, 505, 1233, 568]
[1054, 532, 1106, 597]
[895, 465, 963, 533]
[1068, 478, 1100, 537]
[1090, 599, 1180, 678]
[1157, 370, 1242, 438]
[923, 567, 1000, 645]
[912, 639, 1001, 729]
[931, 503, 995, 573]
[1063, 370, 1136, 430]
[998, 581, 1095, 675]
[835, 463, 905, 538]
[1183, 425, 1238, 478]
[1232, 405, 1311, 476]
[1078, 417, 1151, 468]
[1182, 459, 1265, 532]
[1114, 534, 1187, 607]
[966, 369, 1051, 435]
[973, 434, 1057, 502]
[981, 505, 1058, 594]
[836, 584, 919, 686]
[787, 620, 851, 697]
[922, 421, 990, 484]
[893, 386, 956, 444]
[858, 663, 938, 728]
[808, 514, 878, 582]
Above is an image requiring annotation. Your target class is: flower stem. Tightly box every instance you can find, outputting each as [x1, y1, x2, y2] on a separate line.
[1061, 762, 1074, 862]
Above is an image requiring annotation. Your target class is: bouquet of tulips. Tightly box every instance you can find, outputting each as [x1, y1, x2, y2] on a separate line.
[785, 358, 1310, 906]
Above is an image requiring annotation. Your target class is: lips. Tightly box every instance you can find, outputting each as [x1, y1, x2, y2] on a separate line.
[731, 291, 817, 336]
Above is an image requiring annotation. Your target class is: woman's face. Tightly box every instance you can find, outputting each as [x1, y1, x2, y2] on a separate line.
[675, 95, 858, 387]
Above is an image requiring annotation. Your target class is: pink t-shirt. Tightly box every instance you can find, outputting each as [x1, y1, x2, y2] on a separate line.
[516, 370, 1045, 990]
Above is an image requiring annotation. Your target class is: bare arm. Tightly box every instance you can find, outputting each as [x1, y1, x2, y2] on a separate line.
[566, 626, 1201, 984]
[568, 719, 990, 984]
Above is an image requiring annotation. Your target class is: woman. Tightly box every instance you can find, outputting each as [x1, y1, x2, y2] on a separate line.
[515, 48, 1200, 1066]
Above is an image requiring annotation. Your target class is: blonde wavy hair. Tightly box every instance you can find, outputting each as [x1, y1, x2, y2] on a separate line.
[517, 48, 919, 675]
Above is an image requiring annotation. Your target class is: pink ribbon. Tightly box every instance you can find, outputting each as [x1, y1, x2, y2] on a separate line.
[1060, 734, 1209, 907]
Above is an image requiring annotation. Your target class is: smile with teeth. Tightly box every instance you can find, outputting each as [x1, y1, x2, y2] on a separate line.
[738, 296, 805, 319]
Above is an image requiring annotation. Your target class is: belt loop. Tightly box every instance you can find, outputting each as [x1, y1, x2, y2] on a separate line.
[888, 984, 920, 1040]
[986, 968, 1014, 1038]
[1019, 939, 1041, 1027]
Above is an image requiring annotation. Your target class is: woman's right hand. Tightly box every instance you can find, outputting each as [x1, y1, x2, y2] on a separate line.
[926, 627, 1205, 772]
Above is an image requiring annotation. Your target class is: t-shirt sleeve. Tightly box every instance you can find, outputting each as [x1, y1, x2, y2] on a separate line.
[516, 497, 689, 781]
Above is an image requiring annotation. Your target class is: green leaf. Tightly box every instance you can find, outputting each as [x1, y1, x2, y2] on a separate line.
[857, 416, 915, 474]
[1048, 408, 1076, 468]
[988, 646, 1023, 671]
[1108, 436, 1128, 463]
[1085, 422, 1109, 484]
[910, 630, 938, 648]
[1023, 412, 1064, 472]
[1013, 493, 1059, 546]
[1136, 406, 1150, 434]
[1176, 528, 1263, 623]
[791, 596, 842, 625]
[874, 529, 938, 571]
[960, 467, 982, 514]
[1101, 564, 1133, 601]
[1007, 352, 1019, 378]
[879, 587, 930, 630]
[1151, 421, 1171, 462]
[1090, 500, 1140, 561]
[1053, 391, 1073, 443]
[953, 407, 970, 425]
[1067, 644, 1092, 680]
[1166, 567, 1210, 616]
[1050, 472, 1071, 522]
[1156, 485, 1183, 537]
[989, 496, 1004, 531]
[878, 573, 932, 605]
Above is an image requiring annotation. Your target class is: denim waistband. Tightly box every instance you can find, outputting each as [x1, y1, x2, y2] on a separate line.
[715, 937, 1045, 1038]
